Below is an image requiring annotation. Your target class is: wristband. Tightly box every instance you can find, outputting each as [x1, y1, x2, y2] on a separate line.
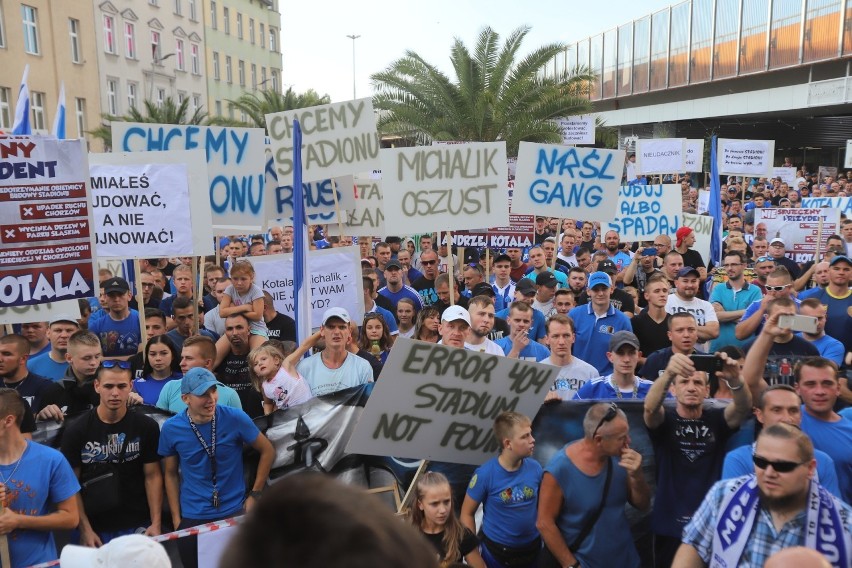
[722, 378, 743, 391]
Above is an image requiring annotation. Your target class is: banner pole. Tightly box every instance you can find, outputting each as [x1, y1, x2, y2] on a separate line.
[552, 219, 564, 270]
[0, 504, 9, 568]
[330, 178, 346, 239]
[134, 259, 148, 347]
[191, 257, 201, 336]
[485, 248, 491, 283]
[447, 231, 455, 306]
[814, 216, 824, 262]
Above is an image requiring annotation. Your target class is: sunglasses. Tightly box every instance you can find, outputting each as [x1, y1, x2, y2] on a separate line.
[592, 403, 619, 438]
[100, 360, 131, 370]
[755, 256, 775, 263]
[764, 284, 790, 292]
[421, 260, 437, 265]
[753, 454, 807, 473]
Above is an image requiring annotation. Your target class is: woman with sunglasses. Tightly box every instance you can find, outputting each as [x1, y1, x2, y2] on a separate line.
[133, 336, 182, 405]
[414, 307, 441, 343]
[358, 313, 392, 365]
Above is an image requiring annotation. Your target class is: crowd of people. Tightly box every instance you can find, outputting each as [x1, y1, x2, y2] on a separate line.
[0, 165, 851, 567]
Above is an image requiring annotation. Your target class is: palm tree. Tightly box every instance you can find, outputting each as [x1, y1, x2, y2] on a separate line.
[220, 87, 331, 132]
[91, 97, 207, 150]
[372, 26, 596, 156]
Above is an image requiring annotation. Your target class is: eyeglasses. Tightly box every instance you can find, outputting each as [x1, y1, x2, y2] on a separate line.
[100, 360, 131, 370]
[764, 284, 790, 292]
[654, 243, 667, 248]
[753, 454, 807, 473]
[592, 403, 619, 438]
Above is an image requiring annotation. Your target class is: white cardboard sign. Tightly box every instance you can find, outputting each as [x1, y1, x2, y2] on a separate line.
[754, 208, 841, 262]
[555, 115, 595, 145]
[717, 138, 775, 177]
[0, 299, 82, 325]
[682, 212, 713, 264]
[635, 138, 687, 174]
[605, 184, 683, 241]
[772, 167, 796, 186]
[684, 139, 705, 173]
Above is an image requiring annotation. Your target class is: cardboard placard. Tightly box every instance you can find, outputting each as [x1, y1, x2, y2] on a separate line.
[605, 184, 683, 241]
[772, 166, 796, 186]
[682, 212, 713, 264]
[0, 299, 82, 325]
[802, 196, 852, 216]
[635, 138, 687, 174]
[684, 139, 705, 173]
[754, 208, 841, 262]
[555, 115, 595, 145]
[717, 138, 775, 177]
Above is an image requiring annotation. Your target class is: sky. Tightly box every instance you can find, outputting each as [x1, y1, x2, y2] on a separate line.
[280, 0, 676, 103]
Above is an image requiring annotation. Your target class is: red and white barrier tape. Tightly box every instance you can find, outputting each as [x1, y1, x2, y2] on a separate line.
[26, 515, 243, 568]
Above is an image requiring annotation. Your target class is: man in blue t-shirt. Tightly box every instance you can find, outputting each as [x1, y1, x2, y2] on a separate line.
[495, 279, 547, 343]
[159, 367, 274, 568]
[568, 272, 631, 374]
[378, 260, 424, 314]
[26, 314, 79, 382]
[88, 277, 141, 359]
[496, 302, 550, 362]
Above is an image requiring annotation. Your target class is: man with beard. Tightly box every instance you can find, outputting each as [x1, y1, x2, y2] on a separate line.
[736, 266, 799, 341]
[214, 314, 263, 417]
[750, 254, 776, 295]
[603, 230, 632, 279]
[665, 267, 719, 342]
[464, 296, 503, 356]
[709, 251, 763, 351]
[411, 249, 440, 307]
[566, 266, 587, 297]
[541, 315, 598, 401]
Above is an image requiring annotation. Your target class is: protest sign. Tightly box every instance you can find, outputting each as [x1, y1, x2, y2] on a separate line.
[697, 189, 710, 214]
[266, 98, 380, 187]
[684, 139, 705, 173]
[818, 166, 838, 181]
[605, 184, 682, 241]
[555, 115, 595, 145]
[717, 138, 774, 177]
[754, 208, 841, 262]
[0, 299, 81, 325]
[450, 213, 536, 249]
[89, 150, 213, 258]
[112, 123, 266, 232]
[332, 174, 384, 237]
[264, 158, 356, 225]
[251, 245, 364, 329]
[381, 142, 509, 234]
[513, 143, 623, 222]
[802, 196, 852, 216]
[682, 212, 713, 263]
[634, 138, 687, 174]
[346, 338, 554, 465]
[0, 137, 96, 308]
[846, 140, 852, 169]
[772, 166, 796, 186]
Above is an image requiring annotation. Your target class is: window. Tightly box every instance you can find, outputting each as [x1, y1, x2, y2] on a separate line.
[74, 98, 86, 137]
[271, 69, 279, 92]
[192, 94, 201, 113]
[189, 0, 197, 21]
[0, 2, 6, 48]
[212, 51, 220, 80]
[210, 1, 216, 29]
[251, 63, 256, 89]
[127, 82, 137, 109]
[238, 59, 245, 86]
[228, 103, 234, 119]
[249, 18, 255, 44]
[175, 38, 184, 70]
[269, 27, 277, 52]
[174, 0, 181, 16]
[259, 23, 265, 48]
[106, 79, 118, 115]
[156, 88, 165, 107]
[0, 88, 10, 129]
[223, 7, 229, 34]
[177, 91, 186, 104]
[225, 55, 232, 83]
[190, 43, 199, 74]
[261, 67, 267, 87]
[124, 22, 136, 59]
[215, 100, 222, 116]
[21, 5, 39, 54]
[103, 14, 116, 54]
[151, 30, 161, 61]
[236, 13, 242, 39]
[31, 91, 45, 131]
[68, 19, 81, 63]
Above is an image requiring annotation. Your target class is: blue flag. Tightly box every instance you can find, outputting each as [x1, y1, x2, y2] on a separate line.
[709, 136, 724, 266]
[292, 120, 312, 344]
[11, 65, 31, 135]
[51, 82, 66, 139]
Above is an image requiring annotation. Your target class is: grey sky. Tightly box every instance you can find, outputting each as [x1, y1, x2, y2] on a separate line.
[280, 0, 676, 102]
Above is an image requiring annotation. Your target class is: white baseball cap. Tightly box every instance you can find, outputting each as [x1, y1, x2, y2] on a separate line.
[321, 307, 351, 326]
[441, 305, 471, 326]
[60, 534, 171, 568]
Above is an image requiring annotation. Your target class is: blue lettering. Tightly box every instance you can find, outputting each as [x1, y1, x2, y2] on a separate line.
[185, 126, 200, 150]
[230, 130, 249, 163]
[121, 127, 146, 151]
[206, 128, 228, 164]
[528, 179, 603, 208]
[145, 127, 166, 151]
[164, 128, 183, 148]
[210, 175, 230, 214]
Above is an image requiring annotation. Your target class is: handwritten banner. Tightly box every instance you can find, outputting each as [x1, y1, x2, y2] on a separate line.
[112, 123, 267, 232]
[818, 165, 838, 181]
[682, 212, 713, 263]
[346, 338, 554, 465]
[846, 139, 852, 169]
[250, 245, 364, 329]
[450, 213, 536, 249]
[684, 139, 705, 173]
[0, 137, 96, 307]
[90, 150, 213, 258]
[264, 160, 356, 225]
[635, 138, 687, 174]
[555, 115, 595, 145]
[802, 196, 852, 216]
[0, 299, 82, 325]
[717, 138, 774, 177]
[754, 208, 841, 262]
[266, 98, 380, 187]
[772, 166, 796, 186]
[381, 142, 509, 234]
[513, 143, 623, 222]
[339, 174, 384, 237]
[605, 184, 682, 241]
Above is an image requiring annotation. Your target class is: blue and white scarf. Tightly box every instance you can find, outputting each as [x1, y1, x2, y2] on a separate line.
[712, 474, 850, 568]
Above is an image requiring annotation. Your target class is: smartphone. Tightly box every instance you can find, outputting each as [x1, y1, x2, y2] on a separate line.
[778, 314, 818, 334]
[690, 354, 723, 373]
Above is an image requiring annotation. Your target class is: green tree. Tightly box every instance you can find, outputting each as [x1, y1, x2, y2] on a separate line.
[372, 26, 595, 156]
[217, 87, 332, 132]
[91, 97, 207, 150]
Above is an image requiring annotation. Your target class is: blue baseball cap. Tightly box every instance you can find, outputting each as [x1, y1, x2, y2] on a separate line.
[588, 271, 611, 289]
[180, 367, 222, 396]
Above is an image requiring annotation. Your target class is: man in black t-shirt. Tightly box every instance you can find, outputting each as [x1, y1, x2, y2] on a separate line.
[215, 314, 263, 417]
[411, 250, 440, 307]
[60, 363, 162, 544]
[0, 335, 64, 421]
[262, 292, 296, 342]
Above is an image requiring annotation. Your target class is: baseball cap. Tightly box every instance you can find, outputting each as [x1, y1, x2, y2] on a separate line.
[641, 247, 657, 257]
[598, 259, 618, 274]
[493, 254, 511, 265]
[677, 266, 701, 279]
[470, 282, 496, 298]
[102, 277, 130, 294]
[385, 236, 401, 244]
[384, 260, 402, 271]
[675, 226, 694, 247]
[588, 271, 611, 289]
[60, 534, 171, 568]
[515, 279, 536, 296]
[609, 330, 640, 352]
[180, 367, 223, 396]
[770, 237, 785, 247]
[321, 307, 351, 325]
[441, 305, 471, 326]
[49, 314, 80, 327]
[829, 255, 852, 267]
[535, 272, 558, 287]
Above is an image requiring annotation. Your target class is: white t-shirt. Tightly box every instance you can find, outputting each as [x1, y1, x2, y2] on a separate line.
[398, 327, 415, 339]
[533, 299, 555, 318]
[464, 339, 504, 356]
[664, 294, 719, 327]
[540, 356, 599, 400]
[296, 352, 373, 397]
[262, 367, 313, 410]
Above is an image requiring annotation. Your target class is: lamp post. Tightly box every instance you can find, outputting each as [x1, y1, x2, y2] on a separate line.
[346, 34, 360, 99]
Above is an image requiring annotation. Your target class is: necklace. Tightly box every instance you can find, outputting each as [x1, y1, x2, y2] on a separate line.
[611, 376, 639, 399]
[0, 442, 28, 485]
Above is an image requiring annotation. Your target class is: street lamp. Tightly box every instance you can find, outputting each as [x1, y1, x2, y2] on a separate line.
[346, 34, 360, 99]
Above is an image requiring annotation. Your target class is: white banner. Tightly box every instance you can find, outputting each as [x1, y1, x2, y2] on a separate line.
[264, 169, 356, 225]
[845, 139, 852, 169]
[605, 184, 683, 241]
[0, 299, 82, 325]
[327, 174, 384, 237]
[697, 189, 710, 214]
[635, 138, 687, 174]
[802, 196, 852, 216]
[555, 115, 595, 145]
[346, 338, 554, 465]
[111, 124, 267, 233]
[265, 98, 380, 187]
[380, 142, 509, 234]
[90, 150, 212, 258]
[513, 143, 623, 222]
[717, 138, 775, 177]
[684, 139, 705, 173]
[772, 166, 796, 186]
[682, 212, 713, 264]
[754, 208, 841, 262]
[251, 246, 364, 329]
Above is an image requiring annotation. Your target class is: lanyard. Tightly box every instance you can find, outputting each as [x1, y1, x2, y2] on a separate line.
[188, 412, 219, 508]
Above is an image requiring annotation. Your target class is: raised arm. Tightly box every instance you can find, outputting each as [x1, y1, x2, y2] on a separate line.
[645, 353, 693, 429]
[282, 331, 322, 376]
[715, 352, 753, 429]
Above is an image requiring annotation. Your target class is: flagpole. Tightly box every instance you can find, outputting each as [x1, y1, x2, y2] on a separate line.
[292, 120, 312, 344]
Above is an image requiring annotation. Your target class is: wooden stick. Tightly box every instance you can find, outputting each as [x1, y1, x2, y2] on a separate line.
[191, 257, 200, 335]
[552, 219, 564, 270]
[215, 237, 221, 267]
[134, 259, 148, 347]
[330, 178, 346, 239]
[485, 248, 491, 283]
[0, 504, 9, 568]
[397, 460, 430, 515]
[814, 216, 824, 262]
[447, 232, 455, 306]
